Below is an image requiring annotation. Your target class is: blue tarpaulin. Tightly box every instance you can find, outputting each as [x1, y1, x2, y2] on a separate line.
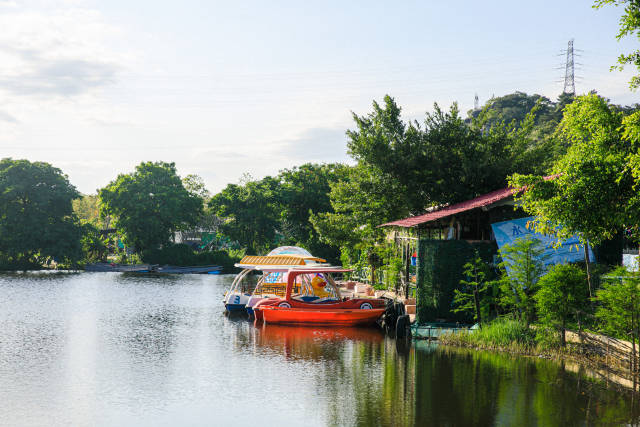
[491, 216, 594, 271]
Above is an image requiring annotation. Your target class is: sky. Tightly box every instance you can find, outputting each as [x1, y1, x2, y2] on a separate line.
[0, 0, 638, 194]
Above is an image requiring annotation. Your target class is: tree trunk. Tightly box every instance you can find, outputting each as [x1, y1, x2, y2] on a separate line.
[633, 314, 637, 374]
[561, 319, 566, 347]
[584, 244, 593, 298]
[473, 285, 482, 328]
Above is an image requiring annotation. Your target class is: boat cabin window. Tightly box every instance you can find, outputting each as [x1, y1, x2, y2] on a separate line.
[291, 273, 340, 302]
[253, 271, 291, 297]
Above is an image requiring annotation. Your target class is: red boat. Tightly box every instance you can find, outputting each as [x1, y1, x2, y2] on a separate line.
[253, 268, 387, 326]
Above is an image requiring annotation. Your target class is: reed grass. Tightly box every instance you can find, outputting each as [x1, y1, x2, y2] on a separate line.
[439, 317, 537, 354]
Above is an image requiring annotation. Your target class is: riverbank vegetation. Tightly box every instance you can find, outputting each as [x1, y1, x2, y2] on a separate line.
[440, 239, 640, 380]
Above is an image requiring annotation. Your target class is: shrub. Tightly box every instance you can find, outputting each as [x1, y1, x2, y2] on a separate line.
[535, 263, 589, 347]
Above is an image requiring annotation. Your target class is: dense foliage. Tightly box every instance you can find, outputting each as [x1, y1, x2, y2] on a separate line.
[512, 94, 637, 247]
[99, 161, 202, 253]
[535, 264, 589, 346]
[0, 158, 84, 269]
[209, 163, 344, 261]
[312, 94, 557, 265]
[596, 268, 640, 373]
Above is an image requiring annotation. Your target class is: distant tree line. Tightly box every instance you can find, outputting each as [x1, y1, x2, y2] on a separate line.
[1, 89, 638, 271]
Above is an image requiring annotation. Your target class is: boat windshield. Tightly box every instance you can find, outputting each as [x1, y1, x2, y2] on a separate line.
[252, 271, 290, 298]
[266, 246, 312, 257]
[290, 273, 340, 302]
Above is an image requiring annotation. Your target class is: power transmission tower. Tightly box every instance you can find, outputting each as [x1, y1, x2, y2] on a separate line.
[474, 93, 479, 111]
[562, 39, 575, 95]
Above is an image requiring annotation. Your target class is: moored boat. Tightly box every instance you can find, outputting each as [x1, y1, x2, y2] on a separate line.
[223, 246, 327, 313]
[85, 262, 152, 272]
[259, 305, 385, 326]
[252, 267, 387, 327]
[152, 265, 222, 274]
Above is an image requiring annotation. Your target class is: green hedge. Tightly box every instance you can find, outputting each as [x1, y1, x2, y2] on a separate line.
[417, 239, 497, 323]
[141, 244, 241, 273]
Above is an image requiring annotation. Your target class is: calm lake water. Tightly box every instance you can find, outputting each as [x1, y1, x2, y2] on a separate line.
[0, 272, 638, 427]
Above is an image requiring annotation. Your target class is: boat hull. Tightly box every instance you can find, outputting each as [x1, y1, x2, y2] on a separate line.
[260, 306, 384, 326]
[225, 303, 247, 312]
[223, 292, 251, 312]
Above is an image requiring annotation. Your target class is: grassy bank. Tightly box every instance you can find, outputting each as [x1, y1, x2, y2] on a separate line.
[439, 318, 537, 354]
[438, 317, 640, 391]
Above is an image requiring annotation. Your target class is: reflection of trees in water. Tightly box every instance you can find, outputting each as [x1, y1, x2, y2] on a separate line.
[322, 340, 640, 426]
[417, 346, 640, 426]
[249, 323, 639, 425]
[320, 337, 416, 427]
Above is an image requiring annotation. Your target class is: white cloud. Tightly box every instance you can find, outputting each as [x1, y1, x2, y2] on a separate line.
[0, 1, 129, 116]
[0, 110, 17, 123]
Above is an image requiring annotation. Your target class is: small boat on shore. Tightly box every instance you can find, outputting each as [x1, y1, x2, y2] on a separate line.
[85, 263, 152, 272]
[86, 263, 222, 274]
[151, 265, 222, 274]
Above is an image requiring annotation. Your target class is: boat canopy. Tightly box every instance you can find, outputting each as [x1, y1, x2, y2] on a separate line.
[266, 246, 312, 257]
[235, 255, 326, 269]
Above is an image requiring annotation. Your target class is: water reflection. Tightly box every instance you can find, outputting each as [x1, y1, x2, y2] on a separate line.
[256, 325, 384, 361]
[0, 273, 637, 426]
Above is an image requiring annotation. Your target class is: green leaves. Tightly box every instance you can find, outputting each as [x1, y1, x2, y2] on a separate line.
[594, 268, 640, 372]
[98, 161, 202, 253]
[496, 237, 548, 325]
[209, 176, 280, 255]
[453, 253, 491, 324]
[0, 158, 83, 268]
[209, 163, 344, 259]
[535, 264, 589, 346]
[512, 94, 640, 247]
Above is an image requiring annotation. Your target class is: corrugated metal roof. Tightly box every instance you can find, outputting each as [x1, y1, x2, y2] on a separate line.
[238, 255, 306, 266]
[381, 175, 557, 228]
[237, 255, 327, 266]
[380, 187, 517, 228]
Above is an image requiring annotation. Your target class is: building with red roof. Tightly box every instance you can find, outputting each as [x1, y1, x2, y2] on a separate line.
[381, 184, 526, 242]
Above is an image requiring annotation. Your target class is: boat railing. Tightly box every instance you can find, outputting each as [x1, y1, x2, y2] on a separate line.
[255, 283, 301, 297]
[226, 268, 252, 297]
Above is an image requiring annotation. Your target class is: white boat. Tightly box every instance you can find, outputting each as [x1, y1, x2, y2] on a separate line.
[222, 246, 327, 314]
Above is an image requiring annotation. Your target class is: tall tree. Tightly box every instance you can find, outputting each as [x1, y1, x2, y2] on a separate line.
[277, 163, 347, 262]
[313, 95, 554, 265]
[99, 161, 202, 253]
[310, 163, 411, 264]
[512, 94, 635, 249]
[209, 176, 281, 254]
[595, 268, 640, 374]
[496, 236, 548, 326]
[0, 158, 83, 269]
[535, 264, 589, 347]
[346, 95, 552, 211]
[594, 0, 640, 90]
